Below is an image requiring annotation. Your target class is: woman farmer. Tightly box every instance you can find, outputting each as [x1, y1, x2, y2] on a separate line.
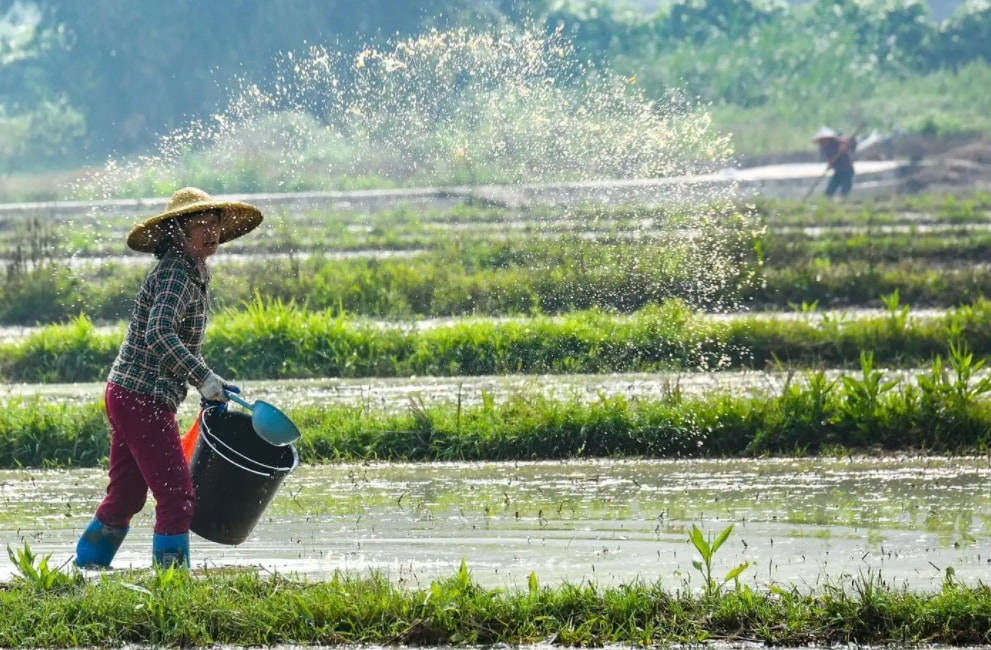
[74, 187, 262, 569]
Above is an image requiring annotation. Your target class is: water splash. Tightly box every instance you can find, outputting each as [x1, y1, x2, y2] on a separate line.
[75, 27, 735, 195]
[70, 27, 761, 328]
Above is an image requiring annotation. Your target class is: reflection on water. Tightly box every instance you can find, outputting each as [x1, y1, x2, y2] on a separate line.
[5, 367, 983, 427]
[2, 456, 988, 590]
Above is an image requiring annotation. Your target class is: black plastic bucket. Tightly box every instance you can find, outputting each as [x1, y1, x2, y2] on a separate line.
[189, 409, 299, 545]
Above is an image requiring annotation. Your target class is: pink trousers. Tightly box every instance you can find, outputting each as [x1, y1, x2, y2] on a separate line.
[95, 383, 195, 535]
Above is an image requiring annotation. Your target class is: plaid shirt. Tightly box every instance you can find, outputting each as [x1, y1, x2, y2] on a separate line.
[108, 250, 212, 411]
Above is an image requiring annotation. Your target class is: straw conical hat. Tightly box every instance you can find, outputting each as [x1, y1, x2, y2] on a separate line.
[812, 126, 839, 141]
[127, 187, 263, 253]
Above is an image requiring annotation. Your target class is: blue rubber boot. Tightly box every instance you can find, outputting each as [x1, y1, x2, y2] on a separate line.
[75, 517, 128, 568]
[152, 532, 190, 569]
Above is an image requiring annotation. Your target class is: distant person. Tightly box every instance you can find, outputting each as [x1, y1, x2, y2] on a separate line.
[73, 187, 262, 569]
[813, 126, 857, 198]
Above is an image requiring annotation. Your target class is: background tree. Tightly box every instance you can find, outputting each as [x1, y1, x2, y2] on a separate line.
[0, 0, 989, 180]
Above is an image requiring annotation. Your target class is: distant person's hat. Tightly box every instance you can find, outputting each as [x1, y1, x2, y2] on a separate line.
[127, 187, 263, 253]
[813, 126, 839, 141]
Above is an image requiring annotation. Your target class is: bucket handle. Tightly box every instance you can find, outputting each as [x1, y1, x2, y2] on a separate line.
[201, 408, 296, 474]
[197, 418, 276, 478]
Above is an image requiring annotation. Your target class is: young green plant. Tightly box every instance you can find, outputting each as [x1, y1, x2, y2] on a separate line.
[6, 542, 77, 591]
[688, 523, 749, 598]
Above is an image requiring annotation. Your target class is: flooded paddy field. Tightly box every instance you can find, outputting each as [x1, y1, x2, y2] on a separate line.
[5, 212, 989, 262]
[2, 456, 988, 589]
[2, 367, 958, 417]
[2, 187, 986, 263]
[0, 247, 424, 272]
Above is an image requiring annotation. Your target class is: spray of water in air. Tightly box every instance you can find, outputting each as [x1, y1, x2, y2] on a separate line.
[74, 27, 762, 355]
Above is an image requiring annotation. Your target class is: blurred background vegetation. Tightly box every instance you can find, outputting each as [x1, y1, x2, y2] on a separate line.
[1, 0, 989, 188]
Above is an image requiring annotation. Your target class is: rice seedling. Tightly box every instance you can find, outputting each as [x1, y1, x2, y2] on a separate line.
[753, 261, 991, 308]
[8, 240, 991, 325]
[764, 228, 991, 266]
[0, 316, 122, 382]
[754, 191, 991, 227]
[3, 191, 990, 324]
[14, 296, 991, 383]
[3, 190, 987, 262]
[4, 348, 991, 467]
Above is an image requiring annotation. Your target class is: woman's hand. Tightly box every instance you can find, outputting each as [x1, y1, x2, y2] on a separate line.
[197, 371, 231, 402]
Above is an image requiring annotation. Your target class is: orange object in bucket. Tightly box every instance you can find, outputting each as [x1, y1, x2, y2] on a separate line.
[181, 410, 203, 463]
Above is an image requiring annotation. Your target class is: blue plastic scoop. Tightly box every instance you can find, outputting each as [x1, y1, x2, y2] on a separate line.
[224, 390, 300, 447]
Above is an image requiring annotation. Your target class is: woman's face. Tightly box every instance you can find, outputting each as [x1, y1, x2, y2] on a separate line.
[180, 211, 222, 260]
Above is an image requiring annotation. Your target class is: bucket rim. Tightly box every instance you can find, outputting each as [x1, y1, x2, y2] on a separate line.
[200, 409, 299, 475]
[196, 424, 273, 478]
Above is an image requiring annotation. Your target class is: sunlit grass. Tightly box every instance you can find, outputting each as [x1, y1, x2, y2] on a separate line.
[10, 295, 991, 383]
[4, 347, 990, 467]
[3, 193, 991, 324]
[7, 235, 991, 324]
[1, 557, 989, 647]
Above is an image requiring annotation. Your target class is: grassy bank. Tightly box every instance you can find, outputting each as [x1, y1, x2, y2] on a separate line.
[3, 192, 988, 258]
[4, 193, 991, 324]
[4, 349, 989, 468]
[2, 555, 989, 647]
[6, 298, 991, 383]
[0, 234, 760, 324]
[8, 241, 991, 325]
[756, 262, 991, 308]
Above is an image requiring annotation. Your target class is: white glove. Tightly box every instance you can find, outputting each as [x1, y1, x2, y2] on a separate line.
[196, 371, 229, 402]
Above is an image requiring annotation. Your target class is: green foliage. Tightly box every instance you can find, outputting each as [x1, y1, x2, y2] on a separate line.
[8, 1, 521, 159]
[12, 297, 991, 383]
[939, 1, 991, 68]
[564, 0, 990, 99]
[0, 3, 86, 172]
[1, 565, 991, 646]
[4, 348, 991, 467]
[4, 0, 991, 177]
[688, 524, 750, 598]
[5, 542, 78, 592]
[5, 195, 991, 326]
[548, 0, 991, 154]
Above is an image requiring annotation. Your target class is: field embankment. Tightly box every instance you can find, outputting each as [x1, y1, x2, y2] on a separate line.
[2, 563, 990, 647]
[3, 192, 991, 325]
[4, 347, 989, 467]
[4, 298, 991, 383]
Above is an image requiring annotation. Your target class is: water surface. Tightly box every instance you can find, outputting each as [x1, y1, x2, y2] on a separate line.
[2, 456, 987, 590]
